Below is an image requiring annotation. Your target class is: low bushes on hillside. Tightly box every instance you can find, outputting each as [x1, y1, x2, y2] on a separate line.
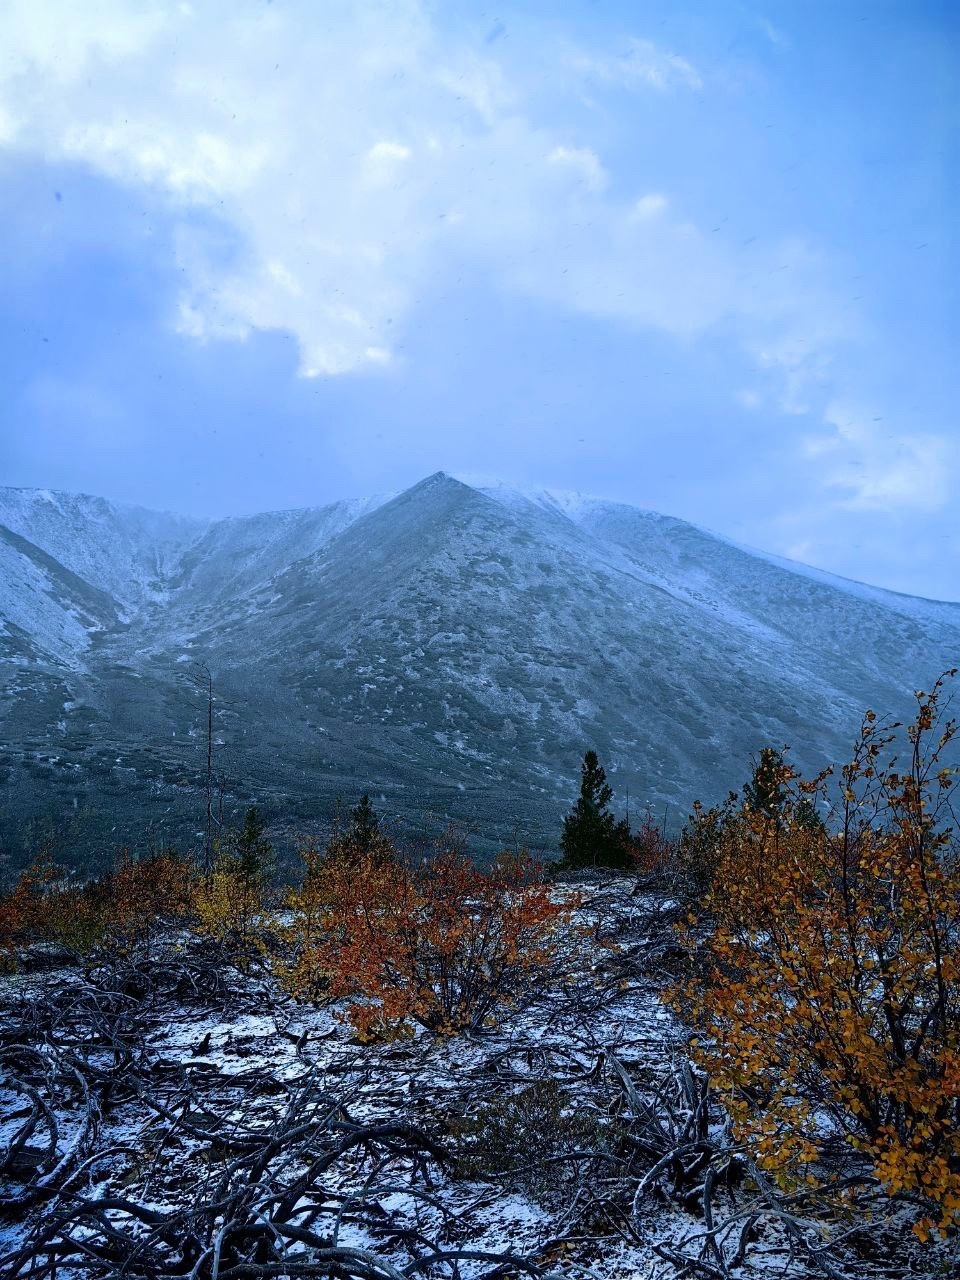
[0, 849, 195, 964]
[675, 672, 960, 1237]
[280, 841, 573, 1039]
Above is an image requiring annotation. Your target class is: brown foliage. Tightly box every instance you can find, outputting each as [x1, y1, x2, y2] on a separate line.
[0, 850, 196, 964]
[280, 842, 573, 1039]
[626, 811, 677, 877]
[675, 673, 960, 1237]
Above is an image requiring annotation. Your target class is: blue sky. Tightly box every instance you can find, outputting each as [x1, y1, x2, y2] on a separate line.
[0, 0, 957, 598]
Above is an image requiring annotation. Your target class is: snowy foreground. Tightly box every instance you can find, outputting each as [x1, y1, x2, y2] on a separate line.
[0, 880, 947, 1279]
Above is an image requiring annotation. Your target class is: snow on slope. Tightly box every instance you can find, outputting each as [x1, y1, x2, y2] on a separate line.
[0, 487, 207, 612]
[0, 526, 117, 667]
[0, 487, 390, 666]
[168, 494, 390, 612]
[2, 473, 958, 855]
[466, 476, 960, 621]
[187, 473, 956, 821]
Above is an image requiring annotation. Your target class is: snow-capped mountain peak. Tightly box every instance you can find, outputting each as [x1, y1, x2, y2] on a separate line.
[1, 475, 957, 858]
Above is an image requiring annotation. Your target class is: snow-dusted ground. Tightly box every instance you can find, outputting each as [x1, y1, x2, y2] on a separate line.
[0, 880, 946, 1279]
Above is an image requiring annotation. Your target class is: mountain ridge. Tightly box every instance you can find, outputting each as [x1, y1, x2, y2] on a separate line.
[5, 474, 957, 608]
[1, 473, 957, 870]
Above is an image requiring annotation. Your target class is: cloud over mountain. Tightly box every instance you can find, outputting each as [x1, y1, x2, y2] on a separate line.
[0, 0, 848, 388]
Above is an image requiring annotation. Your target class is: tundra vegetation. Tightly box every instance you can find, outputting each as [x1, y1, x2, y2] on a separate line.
[0, 678, 957, 1278]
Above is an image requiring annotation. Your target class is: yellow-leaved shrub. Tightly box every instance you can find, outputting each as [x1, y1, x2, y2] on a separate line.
[675, 673, 960, 1237]
[193, 807, 274, 965]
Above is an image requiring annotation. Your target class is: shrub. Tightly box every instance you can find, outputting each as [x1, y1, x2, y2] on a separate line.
[194, 807, 274, 964]
[0, 851, 196, 964]
[104, 849, 197, 946]
[454, 1078, 611, 1207]
[675, 674, 960, 1238]
[280, 845, 573, 1039]
[0, 858, 61, 963]
[275, 836, 330, 1001]
[626, 810, 677, 878]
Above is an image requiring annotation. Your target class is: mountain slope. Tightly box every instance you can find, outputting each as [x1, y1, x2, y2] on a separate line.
[0, 488, 206, 612]
[1, 474, 957, 868]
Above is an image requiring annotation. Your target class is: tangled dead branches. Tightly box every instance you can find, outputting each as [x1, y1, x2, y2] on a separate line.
[0, 889, 952, 1280]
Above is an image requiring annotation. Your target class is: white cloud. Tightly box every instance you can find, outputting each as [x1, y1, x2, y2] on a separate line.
[758, 18, 789, 49]
[0, 0, 166, 86]
[568, 38, 703, 92]
[366, 141, 413, 164]
[632, 193, 669, 219]
[0, 0, 849, 386]
[546, 146, 607, 192]
[803, 401, 952, 513]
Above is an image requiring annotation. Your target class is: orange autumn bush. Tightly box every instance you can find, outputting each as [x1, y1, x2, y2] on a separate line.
[0, 857, 61, 964]
[280, 842, 572, 1039]
[676, 673, 960, 1237]
[0, 850, 196, 964]
[102, 849, 197, 946]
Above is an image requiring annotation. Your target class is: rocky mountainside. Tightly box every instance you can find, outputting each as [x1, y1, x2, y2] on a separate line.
[1, 473, 957, 869]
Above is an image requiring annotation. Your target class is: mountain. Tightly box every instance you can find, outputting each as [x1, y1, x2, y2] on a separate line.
[1, 474, 957, 871]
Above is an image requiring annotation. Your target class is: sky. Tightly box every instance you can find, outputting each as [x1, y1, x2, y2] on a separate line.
[0, 0, 957, 600]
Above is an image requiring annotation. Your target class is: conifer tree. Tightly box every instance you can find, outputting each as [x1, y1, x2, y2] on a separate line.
[348, 794, 380, 854]
[742, 747, 790, 823]
[235, 806, 273, 880]
[561, 751, 632, 869]
[327, 793, 394, 867]
[741, 746, 825, 832]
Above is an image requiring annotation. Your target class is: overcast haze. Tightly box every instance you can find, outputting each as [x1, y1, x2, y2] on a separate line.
[0, 0, 957, 599]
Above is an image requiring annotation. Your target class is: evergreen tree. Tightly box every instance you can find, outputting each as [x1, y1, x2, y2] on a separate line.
[348, 794, 380, 854]
[742, 747, 790, 824]
[561, 751, 632, 869]
[794, 794, 826, 834]
[234, 806, 274, 880]
[327, 794, 394, 867]
[742, 748, 825, 833]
